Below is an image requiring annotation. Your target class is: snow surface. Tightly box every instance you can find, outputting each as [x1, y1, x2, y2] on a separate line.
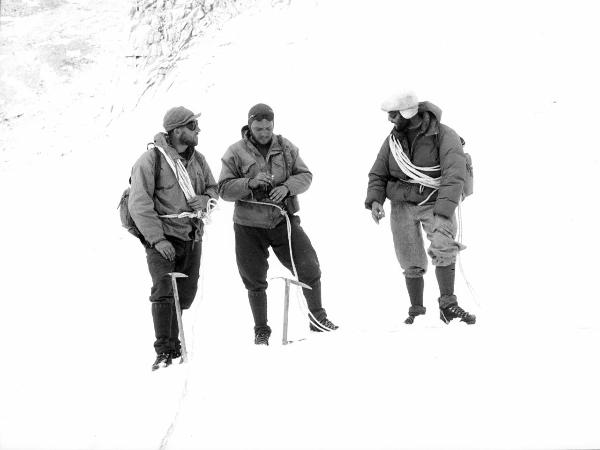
[1, 0, 599, 449]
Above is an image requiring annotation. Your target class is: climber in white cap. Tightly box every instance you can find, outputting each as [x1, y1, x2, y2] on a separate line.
[365, 90, 476, 326]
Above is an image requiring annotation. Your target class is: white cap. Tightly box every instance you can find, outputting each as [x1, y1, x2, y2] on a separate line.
[380, 90, 419, 119]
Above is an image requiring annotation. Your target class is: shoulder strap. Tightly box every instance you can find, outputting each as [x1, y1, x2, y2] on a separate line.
[436, 129, 466, 149]
[153, 146, 161, 185]
[128, 143, 162, 185]
[277, 135, 294, 177]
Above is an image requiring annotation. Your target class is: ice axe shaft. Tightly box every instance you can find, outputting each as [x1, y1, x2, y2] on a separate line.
[282, 281, 290, 345]
[272, 277, 311, 345]
[168, 272, 188, 363]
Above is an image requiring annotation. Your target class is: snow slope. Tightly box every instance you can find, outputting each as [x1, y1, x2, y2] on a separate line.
[1, 0, 599, 449]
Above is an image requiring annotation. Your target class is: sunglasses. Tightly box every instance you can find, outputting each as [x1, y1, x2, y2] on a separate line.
[184, 120, 199, 131]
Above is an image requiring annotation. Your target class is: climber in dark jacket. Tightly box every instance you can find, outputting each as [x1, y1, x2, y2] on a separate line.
[365, 90, 475, 325]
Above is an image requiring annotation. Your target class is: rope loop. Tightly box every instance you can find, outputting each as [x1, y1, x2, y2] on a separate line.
[389, 135, 441, 205]
[240, 199, 336, 332]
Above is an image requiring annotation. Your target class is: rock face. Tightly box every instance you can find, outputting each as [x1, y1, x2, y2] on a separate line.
[130, 0, 250, 61]
[127, 0, 260, 102]
[0, 0, 288, 166]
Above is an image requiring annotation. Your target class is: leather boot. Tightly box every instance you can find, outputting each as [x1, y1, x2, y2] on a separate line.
[436, 263, 457, 308]
[248, 290, 268, 331]
[304, 280, 326, 322]
[404, 277, 426, 324]
[151, 302, 172, 354]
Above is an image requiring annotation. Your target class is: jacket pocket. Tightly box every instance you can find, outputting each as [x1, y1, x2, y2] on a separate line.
[235, 201, 275, 228]
[270, 155, 287, 183]
[155, 167, 176, 191]
[386, 180, 407, 201]
[240, 160, 257, 176]
[156, 181, 176, 191]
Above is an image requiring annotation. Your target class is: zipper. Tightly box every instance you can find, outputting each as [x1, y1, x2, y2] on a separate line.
[409, 131, 422, 159]
[409, 131, 425, 194]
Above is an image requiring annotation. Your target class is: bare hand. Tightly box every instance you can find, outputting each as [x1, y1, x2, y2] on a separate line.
[187, 195, 208, 212]
[269, 185, 289, 203]
[155, 240, 176, 261]
[248, 173, 273, 189]
[371, 202, 385, 224]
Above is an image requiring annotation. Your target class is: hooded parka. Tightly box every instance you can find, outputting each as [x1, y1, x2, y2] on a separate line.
[365, 102, 466, 218]
[218, 126, 312, 229]
[128, 132, 218, 245]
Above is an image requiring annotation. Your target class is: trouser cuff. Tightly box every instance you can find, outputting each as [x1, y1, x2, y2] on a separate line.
[438, 294, 458, 309]
[408, 305, 426, 316]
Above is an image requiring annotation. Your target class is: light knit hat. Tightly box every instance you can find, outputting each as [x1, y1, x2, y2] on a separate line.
[380, 90, 419, 119]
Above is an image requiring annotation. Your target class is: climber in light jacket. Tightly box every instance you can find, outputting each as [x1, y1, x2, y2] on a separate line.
[129, 106, 218, 371]
[219, 103, 338, 345]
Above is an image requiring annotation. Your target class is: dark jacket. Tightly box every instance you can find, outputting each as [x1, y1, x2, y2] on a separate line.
[364, 101, 466, 218]
[128, 132, 218, 245]
[218, 126, 312, 229]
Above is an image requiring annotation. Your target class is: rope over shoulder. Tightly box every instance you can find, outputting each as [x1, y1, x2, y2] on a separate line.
[155, 145, 196, 200]
[389, 135, 478, 306]
[389, 134, 440, 205]
[153, 146, 218, 224]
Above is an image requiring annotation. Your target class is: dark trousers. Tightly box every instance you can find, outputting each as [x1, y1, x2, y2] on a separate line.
[145, 237, 202, 354]
[234, 215, 326, 330]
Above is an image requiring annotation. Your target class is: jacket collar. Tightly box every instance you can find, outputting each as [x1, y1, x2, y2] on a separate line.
[417, 101, 442, 137]
[154, 132, 191, 161]
[392, 110, 440, 138]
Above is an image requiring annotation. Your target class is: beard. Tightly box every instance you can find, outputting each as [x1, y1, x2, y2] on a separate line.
[181, 132, 198, 147]
[394, 117, 410, 131]
[253, 134, 272, 145]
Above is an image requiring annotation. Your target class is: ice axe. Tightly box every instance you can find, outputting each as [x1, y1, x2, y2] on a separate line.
[168, 272, 188, 363]
[272, 276, 311, 345]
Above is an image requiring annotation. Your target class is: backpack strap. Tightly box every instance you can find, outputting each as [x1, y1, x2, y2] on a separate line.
[153, 145, 161, 186]
[434, 130, 466, 154]
[128, 144, 162, 185]
[277, 135, 295, 178]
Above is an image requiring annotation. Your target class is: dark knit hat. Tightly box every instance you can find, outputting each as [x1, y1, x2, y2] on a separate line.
[163, 106, 201, 132]
[248, 103, 274, 125]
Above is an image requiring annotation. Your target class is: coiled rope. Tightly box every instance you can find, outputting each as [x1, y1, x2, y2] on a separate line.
[389, 135, 478, 305]
[240, 199, 335, 332]
[155, 145, 196, 199]
[153, 145, 219, 224]
[389, 134, 440, 205]
[159, 198, 218, 224]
